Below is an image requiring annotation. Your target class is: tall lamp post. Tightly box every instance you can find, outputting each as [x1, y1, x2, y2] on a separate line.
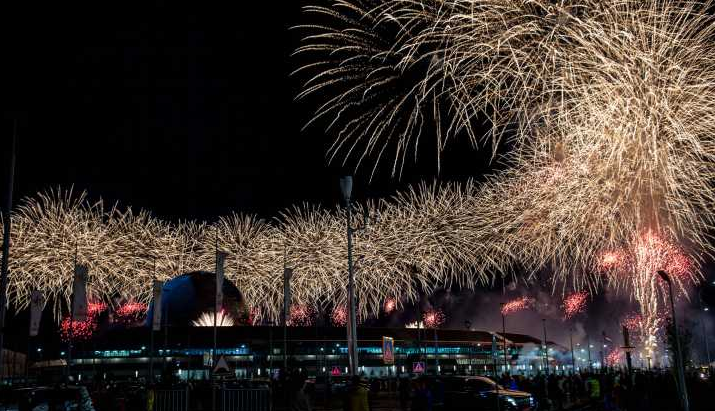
[657, 270, 689, 411]
[340, 176, 359, 376]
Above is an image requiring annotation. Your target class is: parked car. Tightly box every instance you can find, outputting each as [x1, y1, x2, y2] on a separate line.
[440, 376, 535, 411]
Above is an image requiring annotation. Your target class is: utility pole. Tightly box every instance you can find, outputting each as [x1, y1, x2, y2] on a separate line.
[500, 304, 509, 374]
[587, 335, 592, 372]
[0, 119, 17, 377]
[569, 329, 575, 374]
[542, 319, 549, 376]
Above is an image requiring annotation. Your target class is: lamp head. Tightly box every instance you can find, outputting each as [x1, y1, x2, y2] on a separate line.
[339, 176, 353, 202]
[657, 270, 671, 284]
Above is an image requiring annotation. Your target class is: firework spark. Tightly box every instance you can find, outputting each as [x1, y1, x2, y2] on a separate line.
[501, 297, 534, 316]
[562, 292, 588, 320]
[331, 305, 348, 327]
[383, 298, 397, 314]
[621, 313, 643, 335]
[115, 302, 147, 324]
[192, 310, 235, 327]
[287, 304, 315, 327]
[60, 301, 106, 342]
[605, 349, 624, 368]
[423, 308, 445, 329]
[294, 0, 715, 292]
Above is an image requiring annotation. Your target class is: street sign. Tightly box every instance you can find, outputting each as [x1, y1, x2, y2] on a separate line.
[213, 355, 231, 374]
[412, 361, 425, 373]
[331, 366, 341, 376]
[382, 336, 394, 365]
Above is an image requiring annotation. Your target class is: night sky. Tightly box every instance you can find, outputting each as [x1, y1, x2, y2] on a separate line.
[1, 2, 712, 349]
[0, 2, 487, 221]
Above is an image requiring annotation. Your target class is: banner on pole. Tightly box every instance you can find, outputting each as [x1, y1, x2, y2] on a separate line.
[382, 336, 394, 365]
[29, 290, 44, 337]
[215, 252, 227, 314]
[152, 280, 163, 331]
[72, 265, 88, 322]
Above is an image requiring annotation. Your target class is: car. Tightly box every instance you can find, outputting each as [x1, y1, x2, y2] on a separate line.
[1, 385, 96, 411]
[440, 375, 535, 411]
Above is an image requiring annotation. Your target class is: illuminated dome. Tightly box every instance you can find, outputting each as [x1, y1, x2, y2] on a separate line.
[146, 271, 247, 328]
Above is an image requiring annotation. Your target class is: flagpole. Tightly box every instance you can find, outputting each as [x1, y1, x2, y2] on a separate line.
[212, 231, 218, 411]
[0, 119, 17, 379]
[149, 256, 156, 384]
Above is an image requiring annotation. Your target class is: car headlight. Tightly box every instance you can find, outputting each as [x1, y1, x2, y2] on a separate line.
[505, 396, 517, 406]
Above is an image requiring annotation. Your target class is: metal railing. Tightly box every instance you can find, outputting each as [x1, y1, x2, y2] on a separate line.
[153, 386, 189, 411]
[221, 387, 271, 411]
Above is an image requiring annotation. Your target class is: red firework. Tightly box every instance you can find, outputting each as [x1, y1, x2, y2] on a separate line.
[60, 301, 107, 341]
[60, 317, 96, 341]
[562, 291, 588, 320]
[501, 297, 535, 315]
[605, 349, 624, 367]
[248, 306, 262, 325]
[331, 305, 348, 326]
[87, 302, 107, 315]
[634, 230, 693, 283]
[383, 298, 397, 314]
[287, 304, 315, 326]
[115, 302, 147, 324]
[621, 312, 643, 333]
[422, 309, 446, 329]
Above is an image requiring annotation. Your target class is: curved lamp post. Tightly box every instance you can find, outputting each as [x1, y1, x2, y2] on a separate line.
[657, 270, 689, 411]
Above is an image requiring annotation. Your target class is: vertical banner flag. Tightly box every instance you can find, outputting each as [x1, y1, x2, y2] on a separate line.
[215, 252, 227, 314]
[29, 290, 44, 337]
[72, 265, 88, 322]
[152, 280, 163, 331]
[283, 267, 293, 326]
[382, 336, 394, 365]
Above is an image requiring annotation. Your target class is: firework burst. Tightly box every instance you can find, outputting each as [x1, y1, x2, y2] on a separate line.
[330, 305, 348, 327]
[605, 349, 624, 368]
[423, 308, 445, 329]
[501, 297, 534, 316]
[562, 292, 589, 320]
[114, 302, 147, 325]
[383, 298, 397, 314]
[192, 310, 235, 327]
[287, 304, 315, 327]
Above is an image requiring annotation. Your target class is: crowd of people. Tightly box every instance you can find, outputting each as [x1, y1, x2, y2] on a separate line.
[282, 367, 714, 411]
[3, 367, 713, 410]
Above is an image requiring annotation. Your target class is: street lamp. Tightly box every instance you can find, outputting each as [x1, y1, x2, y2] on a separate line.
[657, 270, 689, 411]
[340, 176, 364, 376]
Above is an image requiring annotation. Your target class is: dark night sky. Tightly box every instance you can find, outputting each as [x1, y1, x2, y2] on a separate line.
[0, 2, 712, 347]
[0, 1, 488, 221]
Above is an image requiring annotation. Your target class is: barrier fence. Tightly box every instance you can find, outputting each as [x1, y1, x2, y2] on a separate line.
[221, 387, 271, 411]
[153, 387, 189, 411]
[151, 385, 270, 411]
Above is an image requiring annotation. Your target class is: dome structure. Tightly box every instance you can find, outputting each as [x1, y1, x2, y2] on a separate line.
[146, 271, 247, 328]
